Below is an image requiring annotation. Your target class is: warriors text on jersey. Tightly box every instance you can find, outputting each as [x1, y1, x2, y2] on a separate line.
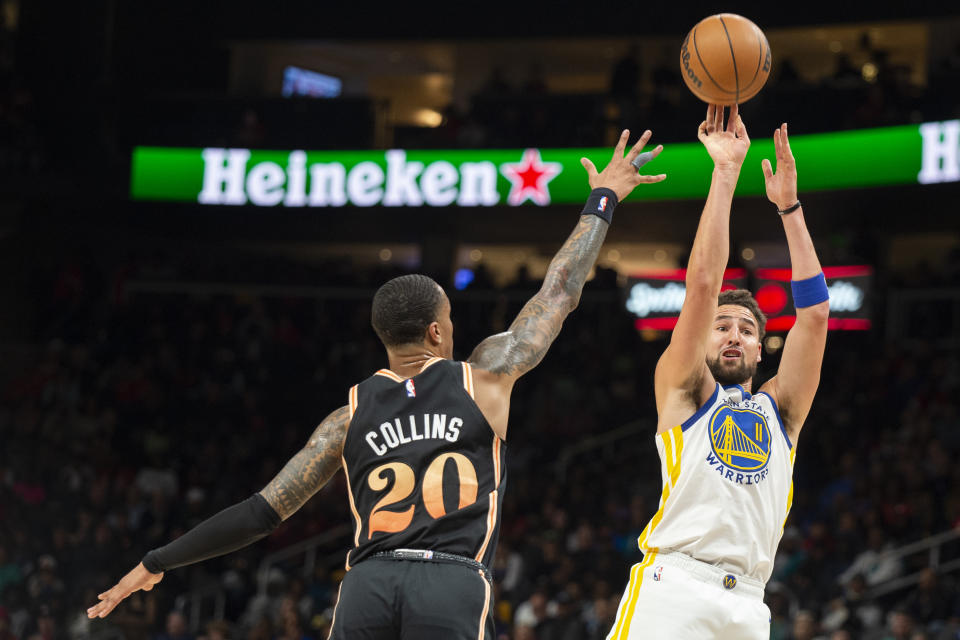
[639, 384, 795, 582]
[341, 358, 506, 570]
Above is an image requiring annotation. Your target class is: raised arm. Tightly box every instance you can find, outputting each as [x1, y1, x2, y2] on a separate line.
[757, 124, 829, 440]
[468, 129, 665, 437]
[654, 105, 750, 428]
[260, 405, 351, 519]
[87, 406, 350, 619]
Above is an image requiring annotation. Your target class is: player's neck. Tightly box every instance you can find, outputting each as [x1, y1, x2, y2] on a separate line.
[386, 346, 445, 379]
[721, 378, 753, 393]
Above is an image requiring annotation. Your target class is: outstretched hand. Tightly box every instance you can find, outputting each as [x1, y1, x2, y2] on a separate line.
[697, 104, 750, 172]
[87, 563, 164, 619]
[581, 129, 665, 202]
[761, 123, 798, 210]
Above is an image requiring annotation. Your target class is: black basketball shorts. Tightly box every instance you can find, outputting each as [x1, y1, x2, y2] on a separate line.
[328, 555, 495, 640]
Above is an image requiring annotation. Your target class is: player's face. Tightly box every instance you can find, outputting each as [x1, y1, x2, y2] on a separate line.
[705, 304, 762, 386]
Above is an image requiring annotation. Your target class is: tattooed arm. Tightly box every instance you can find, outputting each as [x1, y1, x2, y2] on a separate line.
[469, 129, 665, 439]
[260, 405, 350, 519]
[88, 406, 350, 619]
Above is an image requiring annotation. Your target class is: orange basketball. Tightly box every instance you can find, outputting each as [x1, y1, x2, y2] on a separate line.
[680, 13, 772, 105]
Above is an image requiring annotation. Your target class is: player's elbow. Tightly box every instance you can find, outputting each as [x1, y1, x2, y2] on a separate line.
[684, 277, 719, 300]
[800, 300, 830, 324]
[542, 284, 579, 315]
[561, 288, 581, 314]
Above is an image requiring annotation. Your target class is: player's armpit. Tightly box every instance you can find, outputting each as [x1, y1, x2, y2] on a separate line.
[260, 405, 350, 520]
[759, 303, 828, 438]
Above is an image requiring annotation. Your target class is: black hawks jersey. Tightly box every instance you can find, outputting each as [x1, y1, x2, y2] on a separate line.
[341, 357, 507, 570]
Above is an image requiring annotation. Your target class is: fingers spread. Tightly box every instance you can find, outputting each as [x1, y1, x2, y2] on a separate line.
[727, 104, 739, 133]
[781, 123, 793, 156]
[736, 115, 748, 142]
[761, 158, 773, 180]
[637, 173, 667, 183]
[580, 157, 598, 179]
[613, 129, 629, 159]
[626, 130, 652, 160]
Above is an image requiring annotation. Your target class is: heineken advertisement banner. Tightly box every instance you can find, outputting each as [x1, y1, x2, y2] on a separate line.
[130, 120, 959, 207]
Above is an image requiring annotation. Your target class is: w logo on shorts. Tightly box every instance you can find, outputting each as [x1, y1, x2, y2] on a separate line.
[722, 574, 737, 590]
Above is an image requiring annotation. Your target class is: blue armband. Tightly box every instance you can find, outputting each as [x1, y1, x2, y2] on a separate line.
[791, 272, 829, 308]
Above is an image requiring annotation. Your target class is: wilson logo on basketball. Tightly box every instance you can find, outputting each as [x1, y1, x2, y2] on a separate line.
[680, 35, 703, 90]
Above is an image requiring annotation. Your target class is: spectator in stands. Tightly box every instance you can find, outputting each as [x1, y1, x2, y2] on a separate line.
[513, 587, 551, 637]
[0, 608, 17, 640]
[866, 607, 917, 640]
[789, 609, 821, 640]
[153, 611, 193, 640]
[837, 527, 903, 588]
[900, 569, 953, 630]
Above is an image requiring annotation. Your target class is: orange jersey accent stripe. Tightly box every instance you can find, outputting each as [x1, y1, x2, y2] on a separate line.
[477, 573, 491, 640]
[374, 369, 405, 382]
[326, 582, 343, 640]
[462, 362, 475, 399]
[348, 385, 359, 420]
[610, 552, 658, 639]
[421, 357, 443, 372]
[475, 491, 498, 563]
[341, 455, 363, 570]
[474, 436, 501, 562]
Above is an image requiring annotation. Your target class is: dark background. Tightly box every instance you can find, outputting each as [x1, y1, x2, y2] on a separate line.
[2, 3, 960, 640]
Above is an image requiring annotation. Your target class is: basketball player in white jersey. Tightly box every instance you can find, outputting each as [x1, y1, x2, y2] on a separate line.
[607, 104, 830, 640]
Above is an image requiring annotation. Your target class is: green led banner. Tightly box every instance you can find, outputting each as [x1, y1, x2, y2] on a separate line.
[130, 120, 960, 207]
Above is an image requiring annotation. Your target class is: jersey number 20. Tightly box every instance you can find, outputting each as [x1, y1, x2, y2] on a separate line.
[366, 453, 479, 537]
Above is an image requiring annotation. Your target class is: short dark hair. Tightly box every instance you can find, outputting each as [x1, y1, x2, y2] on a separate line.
[371, 274, 445, 347]
[717, 289, 767, 342]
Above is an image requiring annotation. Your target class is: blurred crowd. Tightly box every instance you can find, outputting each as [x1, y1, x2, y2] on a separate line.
[2, 252, 960, 640]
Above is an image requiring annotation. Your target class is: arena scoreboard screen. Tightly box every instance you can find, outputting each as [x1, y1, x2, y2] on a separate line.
[624, 266, 873, 332]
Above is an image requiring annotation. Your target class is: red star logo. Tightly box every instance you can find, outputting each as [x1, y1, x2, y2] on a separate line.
[500, 148, 562, 206]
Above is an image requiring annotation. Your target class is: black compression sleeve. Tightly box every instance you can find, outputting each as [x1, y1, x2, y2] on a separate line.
[141, 493, 281, 573]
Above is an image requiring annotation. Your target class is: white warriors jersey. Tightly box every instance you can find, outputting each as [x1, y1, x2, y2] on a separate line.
[638, 383, 796, 583]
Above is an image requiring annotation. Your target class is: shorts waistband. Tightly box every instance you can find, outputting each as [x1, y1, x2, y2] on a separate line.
[372, 549, 492, 584]
[652, 552, 765, 599]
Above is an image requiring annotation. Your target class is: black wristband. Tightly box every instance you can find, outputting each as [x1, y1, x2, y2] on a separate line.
[142, 493, 281, 574]
[777, 201, 801, 215]
[581, 188, 617, 224]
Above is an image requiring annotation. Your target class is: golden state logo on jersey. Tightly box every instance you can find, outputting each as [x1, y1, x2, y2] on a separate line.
[705, 404, 773, 485]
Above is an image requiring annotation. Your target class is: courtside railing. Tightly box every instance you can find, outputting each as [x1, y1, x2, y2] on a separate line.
[866, 528, 960, 599]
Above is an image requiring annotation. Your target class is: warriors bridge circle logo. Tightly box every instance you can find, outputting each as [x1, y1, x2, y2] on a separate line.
[708, 406, 771, 472]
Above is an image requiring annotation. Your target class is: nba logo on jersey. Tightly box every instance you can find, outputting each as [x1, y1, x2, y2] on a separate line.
[652, 566, 663, 582]
[405, 379, 416, 398]
[723, 574, 737, 590]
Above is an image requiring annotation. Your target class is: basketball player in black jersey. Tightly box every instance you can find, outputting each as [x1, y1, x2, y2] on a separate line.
[87, 129, 666, 639]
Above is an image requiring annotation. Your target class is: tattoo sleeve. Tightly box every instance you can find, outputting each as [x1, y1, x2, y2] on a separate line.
[260, 405, 351, 520]
[468, 214, 609, 377]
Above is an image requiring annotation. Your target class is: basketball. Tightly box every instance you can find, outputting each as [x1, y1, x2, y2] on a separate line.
[680, 13, 772, 105]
